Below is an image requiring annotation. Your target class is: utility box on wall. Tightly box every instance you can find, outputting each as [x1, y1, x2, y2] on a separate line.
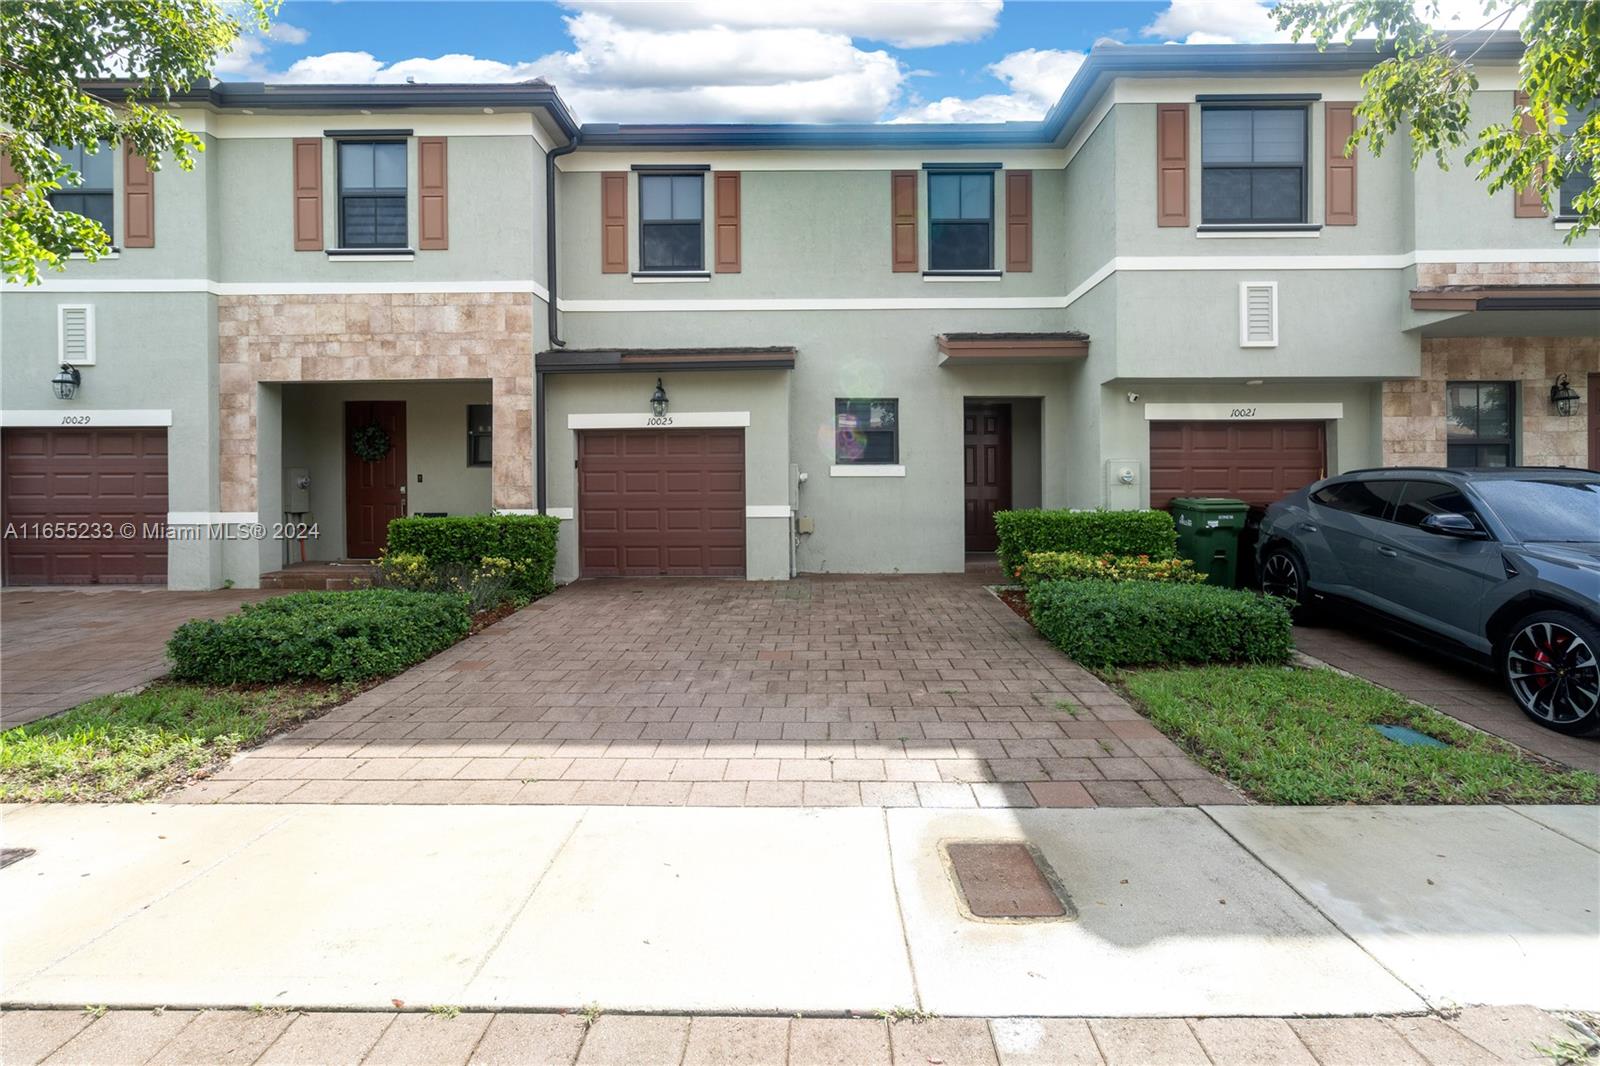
[1104, 459, 1142, 510]
[284, 467, 311, 513]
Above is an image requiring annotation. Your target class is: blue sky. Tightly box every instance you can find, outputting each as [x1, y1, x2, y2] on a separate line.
[216, 0, 1489, 124]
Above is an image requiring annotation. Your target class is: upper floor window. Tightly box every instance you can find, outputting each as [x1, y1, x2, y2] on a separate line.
[339, 141, 407, 249]
[48, 143, 114, 235]
[1201, 107, 1307, 225]
[639, 173, 703, 272]
[1558, 107, 1595, 220]
[835, 398, 898, 464]
[928, 171, 993, 271]
[1446, 381, 1515, 467]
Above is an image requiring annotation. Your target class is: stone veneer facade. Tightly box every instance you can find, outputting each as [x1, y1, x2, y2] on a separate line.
[1382, 336, 1598, 467]
[218, 293, 535, 513]
[1416, 260, 1600, 288]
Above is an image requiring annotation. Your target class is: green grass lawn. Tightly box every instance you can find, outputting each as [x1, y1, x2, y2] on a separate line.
[0, 683, 350, 802]
[1118, 665, 1599, 805]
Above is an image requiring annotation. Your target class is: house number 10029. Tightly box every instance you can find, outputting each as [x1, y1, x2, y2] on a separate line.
[1229, 408, 1257, 419]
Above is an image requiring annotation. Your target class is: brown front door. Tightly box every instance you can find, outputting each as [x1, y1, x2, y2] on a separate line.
[1149, 420, 1327, 509]
[1, 428, 169, 585]
[578, 428, 745, 576]
[1590, 374, 1599, 471]
[964, 404, 1012, 552]
[345, 400, 406, 559]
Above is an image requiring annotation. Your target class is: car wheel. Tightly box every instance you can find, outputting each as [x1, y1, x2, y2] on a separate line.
[1260, 546, 1313, 617]
[1502, 611, 1600, 736]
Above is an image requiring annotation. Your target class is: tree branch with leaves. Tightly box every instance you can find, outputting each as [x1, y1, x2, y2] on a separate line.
[1274, 0, 1598, 240]
[1, 0, 274, 283]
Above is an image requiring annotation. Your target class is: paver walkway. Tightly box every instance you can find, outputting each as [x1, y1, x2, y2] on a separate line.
[0, 588, 281, 728]
[1295, 622, 1600, 775]
[2, 1006, 1588, 1065]
[181, 571, 1236, 808]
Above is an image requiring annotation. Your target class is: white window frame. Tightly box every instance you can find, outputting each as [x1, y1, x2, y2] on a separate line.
[1237, 281, 1278, 348]
[57, 303, 96, 366]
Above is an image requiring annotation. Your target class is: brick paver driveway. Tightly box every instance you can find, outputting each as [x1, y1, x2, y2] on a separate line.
[0, 587, 281, 727]
[187, 569, 1238, 808]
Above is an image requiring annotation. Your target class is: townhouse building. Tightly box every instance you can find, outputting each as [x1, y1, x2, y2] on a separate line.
[1, 35, 1595, 590]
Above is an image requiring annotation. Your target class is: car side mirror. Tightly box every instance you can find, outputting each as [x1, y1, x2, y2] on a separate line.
[1420, 512, 1488, 539]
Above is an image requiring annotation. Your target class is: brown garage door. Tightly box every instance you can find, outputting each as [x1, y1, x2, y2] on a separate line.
[578, 428, 745, 577]
[2, 428, 169, 585]
[1149, 421, 1326, 509]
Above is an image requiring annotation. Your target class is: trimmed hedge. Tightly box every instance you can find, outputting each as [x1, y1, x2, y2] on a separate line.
[1018, 550, 1205, 589]
[995, 509, 1178, 576]
[168, 588, 471, 684]
[386, 514, 559, 598]
[1027, 579, 1293, 668]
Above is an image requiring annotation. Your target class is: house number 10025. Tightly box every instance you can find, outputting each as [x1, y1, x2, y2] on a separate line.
[645, 416, 674, 426]
[1229, 408, 1257, 419]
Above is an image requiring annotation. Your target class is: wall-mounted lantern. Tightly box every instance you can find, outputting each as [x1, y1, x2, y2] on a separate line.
[51, 364, 81, 401]
[650, 377, 669, 418]
[1550, 374, 1580, 418]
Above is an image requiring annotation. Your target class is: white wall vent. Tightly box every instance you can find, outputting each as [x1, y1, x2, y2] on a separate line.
[57, 304, 96, 365]
[1238, 282, 1278, 348]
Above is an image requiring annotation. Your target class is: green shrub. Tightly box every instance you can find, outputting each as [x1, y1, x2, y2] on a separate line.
[1028, 579, 1293, 668]
[1019, 551, 1206, 589]
[379, 550, 516, 613]
[167, 588, 471, 685]
[386, 514, 559, 598]
[995, 510, 1178, 576]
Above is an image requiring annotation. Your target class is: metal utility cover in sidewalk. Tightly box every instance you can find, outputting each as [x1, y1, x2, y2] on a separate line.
[944, 841, 1073, 920]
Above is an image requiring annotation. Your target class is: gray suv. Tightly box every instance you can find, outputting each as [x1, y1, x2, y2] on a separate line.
[1257, 468, 1600, 736]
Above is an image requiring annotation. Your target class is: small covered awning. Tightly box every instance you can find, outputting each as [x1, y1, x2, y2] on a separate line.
[536, 346, 797, 373]
[1409, 285, 1600, 312]
[936, 331, 1089, 366]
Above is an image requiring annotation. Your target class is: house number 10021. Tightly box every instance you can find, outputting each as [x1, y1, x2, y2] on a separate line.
[1229, 408, 1257, 419]
[645, 416, 674, 426]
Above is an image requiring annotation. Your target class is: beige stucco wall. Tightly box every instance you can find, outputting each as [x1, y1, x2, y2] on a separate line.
[217, 293, 535, 516]
[1382, 337, 1598, 467]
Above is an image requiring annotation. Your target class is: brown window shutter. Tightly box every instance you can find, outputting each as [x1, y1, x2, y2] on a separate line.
[417, 137, 448, 250]
[1004, 170, 1033, 272]
[1512, 91, 1548, 218]
[1324, 103, 1358, 226]
[890, 170, 918, 272]
[600, 171, 628, 273]
[713, 171, 741, 273]
[122, 141, 155, 247]
[292, 138, 323, 251]
[1156, 104, 1189, 227]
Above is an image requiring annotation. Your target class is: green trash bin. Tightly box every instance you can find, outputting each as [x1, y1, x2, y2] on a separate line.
[1169, 497, 1249, 587]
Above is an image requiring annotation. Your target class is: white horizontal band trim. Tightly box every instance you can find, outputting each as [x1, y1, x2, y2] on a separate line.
[7, 278, 553, 302]
[324, 251, 415, 262]
[559, 295, 1066, 312]
[168, 511, 259, 525]
[558, 148, 1067, 173]
[493, 508, 538, 516]
[746, 505, 792, 519]
[1, 408, 173, 427]
[544, 507, 575, 521]
[830, 464, 906, 477]
[1195, 230, 1322, 240]
[633, 275, 711, 284]
[567, 411, 751, 430]
[1144, 402, 1344, 422]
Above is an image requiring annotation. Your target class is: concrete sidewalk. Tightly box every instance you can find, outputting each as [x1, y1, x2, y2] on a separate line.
[2, 804, 1596, 1017]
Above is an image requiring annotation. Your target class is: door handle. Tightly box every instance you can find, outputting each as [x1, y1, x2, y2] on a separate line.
[1298, 523, 1318, 533]
[1378, 546, 1399, 558]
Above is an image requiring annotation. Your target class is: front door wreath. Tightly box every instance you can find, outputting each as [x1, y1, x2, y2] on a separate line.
[351, 423, 392, 462]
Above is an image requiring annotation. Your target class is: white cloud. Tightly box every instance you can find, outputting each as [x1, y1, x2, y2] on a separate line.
[213, 20, 310, 78]
[556, 0, 1002, 48]
[892, 47, 1085, 123]
[1142, 0, 1292, 45]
